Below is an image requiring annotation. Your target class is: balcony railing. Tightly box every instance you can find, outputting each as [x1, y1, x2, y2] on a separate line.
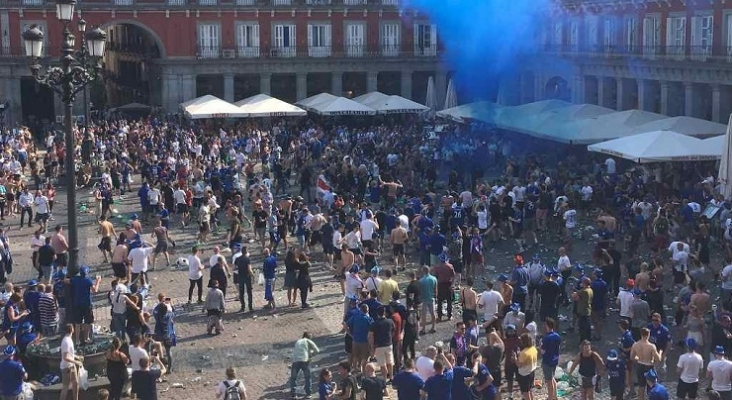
[270, 46, 296, 58]
[381, 0, 398, 4]
[414, 45, 437, 57]
[381, 44, 400, 56]
[344, 44, 365, 57]
[167, 0, 185, 5]
[305, 0, 331, 4]
[198, 0, 217, 4]
[236, 46, 260, 58]
[690, 45, 712, 61]
[21, 0, 43, 5]
[112, 0, 133, 5]
[235, 0, 254, 3]
[308, 46, 332, 57]
[541, 43, 732, 63]
[272, 0, 290, 5]
[343, 0, 367, 4]
[198, 46, 220, 59]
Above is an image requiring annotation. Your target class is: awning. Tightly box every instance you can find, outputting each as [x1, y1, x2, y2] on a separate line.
[587, 130, 719, 163]
[535, 109, 668, 144]
[296, 93, 376, 116]
[436, 101, 503, 124]
[626, 116, 727, 137]
[353, 92, 428, 114]
[234, 94, 306, 117]
[181, 95, 248, 119]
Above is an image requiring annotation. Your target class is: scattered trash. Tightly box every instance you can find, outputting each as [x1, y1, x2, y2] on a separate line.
[261, 355, 269, 361]
[191, 377, 202, 382]
[171, 383, 185, 389]
[232, 334, 237, 338]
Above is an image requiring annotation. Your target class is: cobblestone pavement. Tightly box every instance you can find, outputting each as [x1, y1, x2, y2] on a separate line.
[9, 184, 714, 399]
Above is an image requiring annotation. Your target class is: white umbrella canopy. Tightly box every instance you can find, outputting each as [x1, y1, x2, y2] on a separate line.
[535, 109, 667, 144]
[234, 94, 306, 117]
[352, 91, 390, 106]
[297, 95, 376, 116]
[443, 79, 458, 110]
[627, 116, 727, 137]
[495, 99, 573, 132]
[587, 130, 717, 164]
[362, 95, 428, 114]
[296, 93, 341, 111]
[181, 95, 248, 119]
[436, 101, 502, 124]
[718, 115, 732, 199]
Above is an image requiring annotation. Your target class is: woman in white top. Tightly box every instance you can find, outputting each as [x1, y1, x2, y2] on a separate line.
[215, 367, 247, 400]
[187, 247, 204, 303]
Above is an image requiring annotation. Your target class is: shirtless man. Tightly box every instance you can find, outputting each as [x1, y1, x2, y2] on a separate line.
[635, 262, 651, 293]
[690, 281, 710, 317]
[340, 244, 355, 281]
[111, 237, 130, 282]
[630, 328, 663, 400]
[459, 277, 478, 324]
[151, 219, 175, 270]
[130, 215, 143, 235]
[390, 224, 408, 268]
[380, 177, 403, 207]
[97, 216, 117, 263]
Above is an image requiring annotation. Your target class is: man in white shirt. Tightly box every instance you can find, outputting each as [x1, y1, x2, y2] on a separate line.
[415, 347, 437, 381]
[215, 367, 248, 400]
[722, 259, 732, 306]
[477, 281, 504, 328]
[605, 157, 616, 174]
[34, 191, 50, 232]
[707, 346, 732, 397]
[616, 279, 635, 319]
[563, 205, 577, 241]
[187, 246, 204, 303]
[127, 243, 153, 286]
[59, 324, 81, 400]
[173, 186, 188, 227]
[129, 334, 149, 372]
[677, 338, 704, 400]
[668, 241, 691, 257]
[18, 188, 34, 229]
[360, 214, 379, 250]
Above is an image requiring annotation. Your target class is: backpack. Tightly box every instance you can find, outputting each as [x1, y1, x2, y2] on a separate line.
[528, 262, 545, 285]
[223, 380, 241, 400]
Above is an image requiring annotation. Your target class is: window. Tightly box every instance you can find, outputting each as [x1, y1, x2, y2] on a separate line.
[198, 24, 220, 58]
[414, 23, 436, 56]
[553, 21, 563, 49]
[236, 0, 254, 4]
[236, 24, 259, 58]
[272, 0, 291, 4]
[114, 0, 134, 5]
[691, 15, 713, 60]
[273, 24, 296, 57]
[726, 14, 732, 61]
[625, 17, 637, 53]
[569, 20, 579, 52]
[20, 22, 46, 56]
[586, 17, 599, 51]
[603, 18, 616, 52]
[308, 24, 331, 57]
[167, 0, 185, 5]
[345, 23, 365, 57]
[198, 0, 216, 5]
[665, 16, 686, 59]
[642, 16, 661, 59]
[381, 23, 400, 56]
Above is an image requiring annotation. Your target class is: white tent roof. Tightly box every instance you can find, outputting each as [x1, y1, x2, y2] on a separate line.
[503, 103, 616, 136]
[626, 116, 727, 137]
[296, 93, 376, 116]
[234, 94, 306, 117]
[535, 109, 667, 144]
[357, 95, 428, 114]
[181, 95, 248, 119]
[587, 130, 719, 163]
[436, 101, 503, 124]
[495, 99, 574, 130]
[352, 91, 390, 106]
[701, 134, 725, 156]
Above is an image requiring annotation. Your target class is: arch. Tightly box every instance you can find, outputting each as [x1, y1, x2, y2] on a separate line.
[99, 19, 167, 59]
[544, 76, 571, 102]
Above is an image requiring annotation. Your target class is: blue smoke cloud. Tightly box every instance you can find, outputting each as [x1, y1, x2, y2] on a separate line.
[404, 0, 552, 103]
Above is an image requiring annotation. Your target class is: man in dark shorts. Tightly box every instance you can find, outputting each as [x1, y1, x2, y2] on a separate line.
[69, 266, 101, 344]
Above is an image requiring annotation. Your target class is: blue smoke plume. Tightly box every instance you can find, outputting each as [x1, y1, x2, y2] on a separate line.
[403, 0, 552, 104]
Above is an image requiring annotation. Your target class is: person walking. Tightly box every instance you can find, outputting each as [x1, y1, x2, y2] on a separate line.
[677, 338, 703, 400]
[289, 331, 320, 398]
[205, 280, 225, 336]
[130, 356, 166, 400]
[515, 333, 539, 400]
[263, 248, 278, 309]
[59, 324, 82, 400]
[707, 346, 732, 399]
[187, 246, 204, 304]
[215, 367, 247, 400]
[568, 340, 605, 400]
[296, 253, 313, 309]
[541, 317, 561, 400]
[235, 246, 254, 312]
[105, 337, 130, 400]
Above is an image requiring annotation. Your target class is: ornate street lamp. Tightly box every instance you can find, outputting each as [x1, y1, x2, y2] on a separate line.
[22, 3, 107, 277]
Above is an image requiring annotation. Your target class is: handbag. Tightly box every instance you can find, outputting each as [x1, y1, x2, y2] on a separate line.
[257, 272, 265, 286]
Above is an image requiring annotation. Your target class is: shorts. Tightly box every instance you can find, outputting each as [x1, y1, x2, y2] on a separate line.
[393, 244, 405, 256]
[56, 253, 68, 267]
[536, 209, 548, 220]
[112, 262, 127, 278]
[176, 204, 188, 214]
[505, 364, 518, 383]
[255, 227, 266, 238]
[352, 342, 370, 360]
[98, 236, 112, 252]
[462, 309, 478, 324]
[154, 242, 168, 254]
[635, 364, 653, 387]
[199, 221, 210, 233]
[323, 242, 334, 255]
[581, 375, 594, 388]
[374, 345, 394, 366]
[673, 270, 687, 285]
[517, 371, 535, 393]
[36, 212, 49, 223]
[61, 366, 78, 389]
[421, 299, 435, 316]
[542, 363, 557, 381]
[471, 253, 484, 265]
[677, 380, 699, 399]
[72, 306, 94, 324]
[610, 381, 625, 398]
[452, 260, 463, 274]
[351, 248, 362, 256]
[334, 249, 342, 261]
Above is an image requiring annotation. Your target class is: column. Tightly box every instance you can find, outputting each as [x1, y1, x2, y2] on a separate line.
[181, 74, 196, 102]
[331, 72, 343, 96]
[712, 84, 722, 123]
[296, 73, 307, 101]
[597, 77, 606, 107]
[534, 74, 544, 101]
[367, 71, 378, 94]
[637, 79, 648, 111]
[260, 73, 271, 95]
[660, 81, 670, 115]
[0, 77, 20, 127]
[223, 74, 235, 102]
[161, 74, 176, 111]
[435, 71, 447, 110]
[684, 82, 695, 117]
[401, 70, 413, 99]
[617, 79, 631, 111]
[571, 74, 585, 104]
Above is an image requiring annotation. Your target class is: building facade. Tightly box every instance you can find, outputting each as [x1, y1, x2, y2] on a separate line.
[0, 0, 449, 124]
[504, 0, 732, 124]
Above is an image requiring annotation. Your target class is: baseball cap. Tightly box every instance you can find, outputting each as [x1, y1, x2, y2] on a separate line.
[573, 264, 584, 272]
[543, 269, 553, 277]
[644, 369, 658, 381]
[371, 267, 381, 276]
[632, 289, 643, 296]
[20, 322, 32, 332]
[131, 213, 139, 220]
[80, 266, 91, 276]
[506, 324, 516, 331]
[497, 274, 509, 282]
[349, 264, 360, 274]
[593, 269, 602, 276]
[607, 350, 618, 361]
[3, 346, 16, 357]
[685, 338, 698, 350]
[514, 255, 524, 265]
[439, 252, 449, 263]
[510, 303, 520, 312]
[714, 345, 726, 355]
[27, 280, 38, 287]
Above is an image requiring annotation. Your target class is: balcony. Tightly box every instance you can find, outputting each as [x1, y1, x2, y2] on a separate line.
[198, 0, 217, 4]
[112, 0, 133, 5]
[236, 0, 255, 3]
[381, 44, 400, 57]
[343, 0, 367, 4]
[308, 46, 331, 57]
[272, 0, 290, 5]
[690, 45, 712, 62]
[107, 42, 159, 58]
[344, 44, 365, 57]
[270, 47, 296, 58]
[21, 0, 44, 5]
[236, 46, 260, 58]
[167, 0, 185, 5]
[414, 45, 437, 57]
[198, 46, 220, 59]
[305, 0, 331, 4]
[381, 0, 398, 4]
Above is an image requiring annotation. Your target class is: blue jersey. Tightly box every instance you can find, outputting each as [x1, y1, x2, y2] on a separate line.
[591, 279, 608, 310]
[606, 359, 626, 386]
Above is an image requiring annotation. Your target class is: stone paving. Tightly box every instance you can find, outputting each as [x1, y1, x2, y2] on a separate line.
[7, 183, 716, 399]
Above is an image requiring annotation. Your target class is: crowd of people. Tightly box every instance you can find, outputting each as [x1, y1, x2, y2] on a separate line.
[0, 113, 726, 400]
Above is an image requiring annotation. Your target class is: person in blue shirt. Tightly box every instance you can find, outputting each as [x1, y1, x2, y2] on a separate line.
[606, 350, 626, 400]
[69, 266, 101, 344]
[419, 228, 432, 267]
[158, 203, 170, 229]
[137, 183, 150, 220]
[541, 317, 562, 400]
[16, 322, 36, 357]
[345, 303, 373, 372]
[262, 248, 278, 309]
[470, 352, 496, 400]
[446, 353, 473, 400]
[422, 359, 453, 400]
[22, 280, 41, 333]
[428, 229, 447, 266]
[510, 256, 529, 311]
[644, 369, 668, 400]
[590, 269, 608, 341]
[317, 368, 334, 400]
[647, 313, 670, 366]
[393, 358, 425, 400]
[0, 346, 27, 399]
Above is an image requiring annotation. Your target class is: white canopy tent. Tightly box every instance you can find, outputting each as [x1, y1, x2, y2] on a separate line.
[352, 91, 390, 106]
[625, 116, 727, 137]
[296, 93, 376, 116]
[234, 94, 306, 117]
[436, 101, 503, 124]
[501, 103, 616, 137]
[495, 99, 573, 132]
[534, 109, 667, 144]
[587, 130, 719, 163]
[181, 95, 248, 119]
[354, 93, 428, 114]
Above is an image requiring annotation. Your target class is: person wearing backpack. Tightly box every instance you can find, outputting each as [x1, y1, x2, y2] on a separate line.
[215, 367, 247, 400]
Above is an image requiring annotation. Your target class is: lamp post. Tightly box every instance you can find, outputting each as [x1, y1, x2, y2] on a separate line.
[22, 0, 107, 277]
